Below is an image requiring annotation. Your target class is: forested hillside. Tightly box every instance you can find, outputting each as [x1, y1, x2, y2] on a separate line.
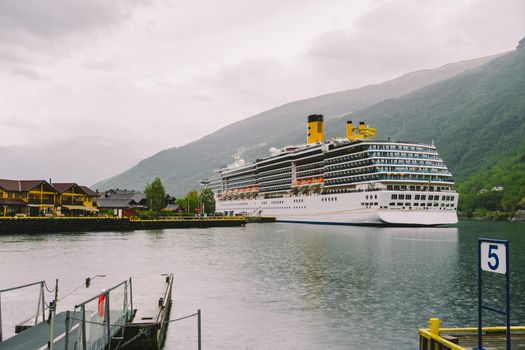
[347, 38, 525, 214]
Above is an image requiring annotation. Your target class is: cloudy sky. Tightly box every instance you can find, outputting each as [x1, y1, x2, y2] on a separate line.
[1, 0, 524, 150]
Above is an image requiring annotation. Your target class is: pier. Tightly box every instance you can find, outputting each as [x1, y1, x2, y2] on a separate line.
[0, 274, 174, 350]
[419, 318, 525, 349]
[0, 216, 247, 234]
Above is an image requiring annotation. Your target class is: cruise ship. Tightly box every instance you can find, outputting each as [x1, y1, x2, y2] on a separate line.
[209, 115, 458, 225]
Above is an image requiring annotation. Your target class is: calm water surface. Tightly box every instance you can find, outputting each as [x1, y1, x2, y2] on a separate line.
[0, 221, 524, 349]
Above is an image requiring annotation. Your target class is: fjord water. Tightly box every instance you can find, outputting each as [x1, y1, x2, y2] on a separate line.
[0, 221, 524, 349]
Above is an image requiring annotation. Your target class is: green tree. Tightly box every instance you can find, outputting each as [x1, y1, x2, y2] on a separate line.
[200, 188, 216, 214]
[144, 177, 166, 213]
[176, 190, 200, 213]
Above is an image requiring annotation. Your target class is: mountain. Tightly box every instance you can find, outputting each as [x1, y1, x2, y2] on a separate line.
[342, 38, 525, 213]
[1, 136, 159, 187]
[347, 40, 525, 182]
[94, 54, 500, 195]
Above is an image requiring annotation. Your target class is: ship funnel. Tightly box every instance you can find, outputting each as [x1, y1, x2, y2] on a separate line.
[346, 121, 353, 140]
[307, 114, 324, 144]
[347, 120, 376, 140]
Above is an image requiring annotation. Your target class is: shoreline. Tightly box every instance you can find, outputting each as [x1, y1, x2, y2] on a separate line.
[0, 216, 247, 234]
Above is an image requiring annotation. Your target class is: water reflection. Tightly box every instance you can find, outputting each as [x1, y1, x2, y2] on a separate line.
[0, 222, 523, 349]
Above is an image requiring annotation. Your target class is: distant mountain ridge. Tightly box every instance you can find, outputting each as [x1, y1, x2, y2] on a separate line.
[94, 53, 504, 195]
[1, 136, 159, 186]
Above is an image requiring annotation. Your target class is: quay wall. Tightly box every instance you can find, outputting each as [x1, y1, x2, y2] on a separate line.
[0, 217, 247, 234]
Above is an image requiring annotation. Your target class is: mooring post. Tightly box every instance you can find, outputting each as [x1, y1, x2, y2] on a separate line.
[47, 300, 55, 350]
[129, 278, 134, 320]
[64, 311, 70, 350]
[35, 282, 43, 325]
[81, 305, 87, 350]
[0, 292, 3, 342]
[105, 291, 111, 350]
[198, 309, 202, 350]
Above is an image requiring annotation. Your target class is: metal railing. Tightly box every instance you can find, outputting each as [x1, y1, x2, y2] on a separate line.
[418, 317, 525, 350]
[0, 280, 46, 342]
[65, 278, 133, 350]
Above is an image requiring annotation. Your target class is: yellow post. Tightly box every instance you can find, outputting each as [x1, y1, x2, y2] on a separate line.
[429, 318, 441, 335]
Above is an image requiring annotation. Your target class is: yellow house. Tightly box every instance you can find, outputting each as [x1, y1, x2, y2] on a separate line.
[53, 183, 99, 216]
[0, 179, 57, 216]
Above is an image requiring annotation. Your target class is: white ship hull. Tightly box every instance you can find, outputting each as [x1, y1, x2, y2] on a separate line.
[217, 191, 458, 226]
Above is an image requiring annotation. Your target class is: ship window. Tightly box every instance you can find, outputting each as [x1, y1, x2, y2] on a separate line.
[375, 195, 377, 199]
[405, 203, 410, 207]
[399, 194, 405, 200]
[434, 203, 439, 207]
[420, 195, 426, 200]
[397, 202, 403, 206]
[414, 203, 419, 206]
[389, 202, 395, 206]
[374, 202, 378, 206]
[427, 203, 432, 207]
[415, 195, 420, 200]
[391, 194, 397, 199]
[406, 195, 412, 200]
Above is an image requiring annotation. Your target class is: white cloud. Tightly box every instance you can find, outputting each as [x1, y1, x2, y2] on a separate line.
[0, 0, 523, 149]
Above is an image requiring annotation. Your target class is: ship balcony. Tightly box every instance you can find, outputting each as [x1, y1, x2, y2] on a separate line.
[370, 160, 447, 168]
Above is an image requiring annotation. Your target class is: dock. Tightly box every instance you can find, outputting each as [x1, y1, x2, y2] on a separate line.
[244, 216, 276, 223]
[0, 274, 174, 350]
[0, 216, 246, 234]
[419, 318, 525, 349]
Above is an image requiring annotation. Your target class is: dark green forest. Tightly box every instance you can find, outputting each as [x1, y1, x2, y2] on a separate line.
[348, 38, 525, 216]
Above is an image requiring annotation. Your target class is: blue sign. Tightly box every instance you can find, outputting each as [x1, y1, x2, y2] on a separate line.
[477, 238, 510, 350]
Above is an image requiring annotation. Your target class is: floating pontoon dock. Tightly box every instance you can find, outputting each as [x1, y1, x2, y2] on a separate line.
[0, 274, 174, 350]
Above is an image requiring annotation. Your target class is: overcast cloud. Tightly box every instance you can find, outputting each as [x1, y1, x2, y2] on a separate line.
[0, 0, 524, 149]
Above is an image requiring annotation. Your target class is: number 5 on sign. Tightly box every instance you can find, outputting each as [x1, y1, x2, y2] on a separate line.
[480, 242, 507, 274]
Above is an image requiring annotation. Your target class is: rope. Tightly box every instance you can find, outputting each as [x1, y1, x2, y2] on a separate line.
[58, 275, 102, 303]
[15, 275, 102, 327]
[69, 312, 198, 327]
[115, 328, 149, 349]
[44, 281, 56, 293]
[166, 312, 199, 323]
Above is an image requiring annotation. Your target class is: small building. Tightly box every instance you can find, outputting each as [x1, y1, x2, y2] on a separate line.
[491, 186, 504, 192]
[98, 189, 147, 218]
[162, 203, 182, 213]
